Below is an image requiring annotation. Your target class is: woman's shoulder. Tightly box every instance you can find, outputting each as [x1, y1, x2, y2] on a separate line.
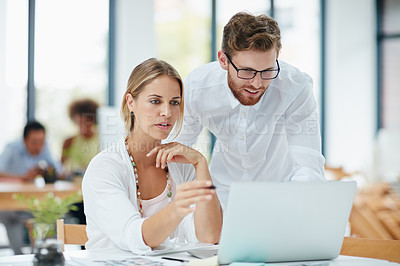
[62, 136, 75, 150]
[86, 139, 127, 173]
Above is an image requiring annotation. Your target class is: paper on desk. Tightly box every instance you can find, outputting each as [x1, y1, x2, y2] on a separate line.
[148, 242, 217, 256]
[187, 255, 218, 266]
[68, 256, 179, 266]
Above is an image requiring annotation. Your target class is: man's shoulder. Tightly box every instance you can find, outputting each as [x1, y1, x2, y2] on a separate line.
[184, 61, 226, 92]
[279, 61, 312, 81]
[270, 61, 313, 97]
[3, 139, 23, 152]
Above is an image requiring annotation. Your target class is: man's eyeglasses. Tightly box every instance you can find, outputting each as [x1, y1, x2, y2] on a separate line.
[225, 53, 280, 80]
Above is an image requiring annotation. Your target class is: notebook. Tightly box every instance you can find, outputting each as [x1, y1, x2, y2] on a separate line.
[218, 181, 357, 264]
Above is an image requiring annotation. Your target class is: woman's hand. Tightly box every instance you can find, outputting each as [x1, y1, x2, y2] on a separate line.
[146, 142, 205, 169]
[172, 180, 215, 219]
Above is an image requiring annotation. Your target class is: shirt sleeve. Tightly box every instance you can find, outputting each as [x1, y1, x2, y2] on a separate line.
[169, 163, 199, 243]
[41, 143, 64, 174]
[0, 144, 13, 172]
[284, 77, 326, 182]
[175, 76, 204, 147]
[82, 154, 151, 254]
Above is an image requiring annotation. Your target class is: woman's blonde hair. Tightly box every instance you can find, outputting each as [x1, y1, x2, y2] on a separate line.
[121, 58, 184, 139]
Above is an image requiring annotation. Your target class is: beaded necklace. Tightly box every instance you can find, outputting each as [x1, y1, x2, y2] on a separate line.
[125, 138, 172, 217]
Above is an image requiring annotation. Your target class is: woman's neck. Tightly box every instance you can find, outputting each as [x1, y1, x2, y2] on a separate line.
[126, 133, 161, 168]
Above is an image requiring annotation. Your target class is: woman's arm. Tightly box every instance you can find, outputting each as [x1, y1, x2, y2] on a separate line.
[192, 157, 223, 243]
[141, 179, 216, 247]
[146, 142, 223, 245]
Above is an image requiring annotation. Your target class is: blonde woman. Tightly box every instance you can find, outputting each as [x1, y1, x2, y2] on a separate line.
[82, 58, 222, 254]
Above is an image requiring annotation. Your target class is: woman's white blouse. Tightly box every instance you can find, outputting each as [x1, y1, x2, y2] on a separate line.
[82, 137, 199, 255]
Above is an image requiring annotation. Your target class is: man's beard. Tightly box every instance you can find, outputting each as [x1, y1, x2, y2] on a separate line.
[227, 73, 267, 106]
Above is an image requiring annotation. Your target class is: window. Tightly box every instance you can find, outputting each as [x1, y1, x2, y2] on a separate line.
[275, 0, 321, 105]
[154, 0, 211, 78]
[34, 0, 108, 157]
[380, 0, 400, 129]
[0, 0, 29, 152]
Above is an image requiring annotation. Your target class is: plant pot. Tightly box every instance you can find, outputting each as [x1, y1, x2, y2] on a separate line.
[33, 239, 65, 266]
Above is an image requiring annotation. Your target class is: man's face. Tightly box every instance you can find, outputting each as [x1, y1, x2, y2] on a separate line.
[24, 130, 45, 156]
[218, 49, 278, 106]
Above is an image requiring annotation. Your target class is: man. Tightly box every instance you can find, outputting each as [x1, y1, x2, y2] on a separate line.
[176, 12, 326, 208]
[0, 121, 61, 180]
[0, 121, 61, 254]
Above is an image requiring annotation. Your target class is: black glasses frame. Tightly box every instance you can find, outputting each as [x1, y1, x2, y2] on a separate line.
[225, 53, 280, 80]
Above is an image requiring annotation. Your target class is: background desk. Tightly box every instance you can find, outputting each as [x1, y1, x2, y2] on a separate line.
[0, 180, 81, 211]
[0, 248, 399, 266]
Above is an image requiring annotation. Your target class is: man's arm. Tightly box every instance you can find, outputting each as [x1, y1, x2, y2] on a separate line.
[285, 79, 326, 182]
[0, 145, 37, 181]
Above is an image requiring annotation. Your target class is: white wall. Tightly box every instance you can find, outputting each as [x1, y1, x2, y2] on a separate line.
[325, 0, 377, 174]
[98, 0, 155, 148]
[114, 0, 155, 108]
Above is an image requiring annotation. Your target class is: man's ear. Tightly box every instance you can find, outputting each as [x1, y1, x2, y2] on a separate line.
[218, 50, 229, 71]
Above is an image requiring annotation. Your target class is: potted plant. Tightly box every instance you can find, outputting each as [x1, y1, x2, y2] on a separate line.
[13, 191, 82, 241]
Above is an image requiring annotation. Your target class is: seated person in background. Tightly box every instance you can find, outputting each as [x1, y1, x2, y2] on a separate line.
[0, 120, 62, 255]
[62, 99, 100, 227]
[62, 98, 100, 178]
[0, 121, 62, 181]
[82, 58, 222, 254]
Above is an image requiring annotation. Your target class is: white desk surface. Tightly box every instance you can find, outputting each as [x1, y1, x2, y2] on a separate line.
[0, 248, 398, 266]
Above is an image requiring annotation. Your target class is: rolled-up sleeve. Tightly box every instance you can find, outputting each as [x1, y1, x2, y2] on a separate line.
[284, 78, 326, 182]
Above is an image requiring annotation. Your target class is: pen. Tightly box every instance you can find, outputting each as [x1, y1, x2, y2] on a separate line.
[161, 256, 189, 263]
[208, 185, 216, 189]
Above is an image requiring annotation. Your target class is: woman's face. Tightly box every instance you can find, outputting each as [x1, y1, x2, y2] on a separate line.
[128, 74, 181, 141]
[73, 114, 95, 137]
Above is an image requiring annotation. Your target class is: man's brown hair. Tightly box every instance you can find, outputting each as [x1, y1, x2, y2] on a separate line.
[222, 12, 282, 57]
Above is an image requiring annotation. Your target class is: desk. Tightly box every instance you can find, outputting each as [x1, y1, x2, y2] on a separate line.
[0, 248, 398, 266]
[0, 181, 81, 211]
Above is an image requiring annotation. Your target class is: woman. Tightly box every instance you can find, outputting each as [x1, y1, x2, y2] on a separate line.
[82, 58, 222, 254]
[62, 98, 100, 178]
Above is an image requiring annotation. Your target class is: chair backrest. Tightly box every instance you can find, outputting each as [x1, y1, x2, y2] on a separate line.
[340, 237, 400, 263]
[56, 219, 88, 251]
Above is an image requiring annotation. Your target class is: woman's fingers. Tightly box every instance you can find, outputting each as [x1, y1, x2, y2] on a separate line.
[146, 146, 161, 158]
[172, 180, 216, 218]
[178, 180, 213, 191]
[147, 142, 202, 167]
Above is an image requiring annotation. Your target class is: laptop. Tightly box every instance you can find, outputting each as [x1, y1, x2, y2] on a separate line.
[218, 181, 357, 264]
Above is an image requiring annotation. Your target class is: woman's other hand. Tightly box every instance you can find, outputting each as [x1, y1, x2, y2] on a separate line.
[146, 142, 206, 169]
[172, 180, 215, 219]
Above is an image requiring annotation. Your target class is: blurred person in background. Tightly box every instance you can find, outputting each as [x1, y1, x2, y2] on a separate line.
[61, 98, 100, 227]
[0, 120, 62, 254]
[61, 98, 100, 179]
[0, 121, 62, 181]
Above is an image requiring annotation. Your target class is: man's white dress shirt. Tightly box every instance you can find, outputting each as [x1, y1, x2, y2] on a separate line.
[82, 138, 199, 255]
[177, 61, 326, 207]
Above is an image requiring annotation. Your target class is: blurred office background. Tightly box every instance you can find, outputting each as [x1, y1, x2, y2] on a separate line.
[0, 0, 399, 246]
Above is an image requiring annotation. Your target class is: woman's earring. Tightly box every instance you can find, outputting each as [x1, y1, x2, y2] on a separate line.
[130, 111, 135, 129]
